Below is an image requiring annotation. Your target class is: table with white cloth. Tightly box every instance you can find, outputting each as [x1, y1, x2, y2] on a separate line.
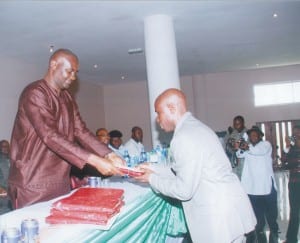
[0, 177, 187, 243]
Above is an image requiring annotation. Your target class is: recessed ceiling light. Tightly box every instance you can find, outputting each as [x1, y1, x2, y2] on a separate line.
[49, 45, 54, 53]
[93, 64, 98, 69]
[273, 13, 278, 18]
[121, 76, 125, 80]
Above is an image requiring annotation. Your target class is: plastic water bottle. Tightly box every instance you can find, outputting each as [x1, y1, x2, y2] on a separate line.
[123, 150, 130, 166]
[161, 147, 168, 165]
[129, 156, 137, 168]
[123, 150, 130, 178]
[149, 149, 158, 163]
[155, 145, 163, 163]
[139, 148, 147, 163]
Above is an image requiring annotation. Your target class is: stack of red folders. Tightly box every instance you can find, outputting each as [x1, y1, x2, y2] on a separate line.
[46, 187, 124, 225]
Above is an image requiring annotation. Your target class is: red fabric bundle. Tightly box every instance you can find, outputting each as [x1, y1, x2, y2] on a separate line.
[46, 187, 124, 225]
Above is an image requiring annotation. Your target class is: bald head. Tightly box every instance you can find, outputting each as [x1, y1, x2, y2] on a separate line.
[155, 88, 187, 114]
[44, 48, 79, 91]
[154, 88, 187, 132]
[49, 49, 78, 65]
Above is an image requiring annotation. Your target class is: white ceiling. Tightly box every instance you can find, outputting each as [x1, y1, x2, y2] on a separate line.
[1, 1, 300, 85]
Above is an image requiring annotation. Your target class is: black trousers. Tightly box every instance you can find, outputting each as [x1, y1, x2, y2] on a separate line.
[247, 182, 279, 243]
[286, 181, 300, 243]
[249, 184, 279, 233]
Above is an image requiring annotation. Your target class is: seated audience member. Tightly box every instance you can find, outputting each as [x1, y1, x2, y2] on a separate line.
[70, 128, 111, 188]
[96, 128, 110, 145]
[0, 140, 12, 213]
[135, 88, 256, 243]
[124, 126, 145, 157]
[224, 115, 248, 179]
[282, 125, 300, 243]
[109, 130, 125, 157]
[236, 126, 279, 243]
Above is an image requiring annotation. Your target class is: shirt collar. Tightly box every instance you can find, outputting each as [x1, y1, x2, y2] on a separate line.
[174, 112, 191, 135]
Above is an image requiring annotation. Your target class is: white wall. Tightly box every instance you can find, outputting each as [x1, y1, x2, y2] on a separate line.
[193, 65, 300, 130]
[1, 60, 300, 152]
[74, 81, 105, 134]
[101, 64, 300, 149]
[0, 58, 104, 142]
[103, 81, 152, 150]
[0, 58, 43, 140]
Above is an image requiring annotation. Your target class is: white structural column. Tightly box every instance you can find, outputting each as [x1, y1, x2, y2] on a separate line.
[144, 14, 181, 147]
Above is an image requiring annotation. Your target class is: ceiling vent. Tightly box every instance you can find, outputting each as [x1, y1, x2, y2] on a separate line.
[128, 48, 143, 54]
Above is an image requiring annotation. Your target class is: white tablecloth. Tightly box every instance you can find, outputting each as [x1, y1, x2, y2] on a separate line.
[0, 177, 183, 242]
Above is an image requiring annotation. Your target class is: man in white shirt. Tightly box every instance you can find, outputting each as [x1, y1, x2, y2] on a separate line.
[236, 126, 279, 243]
[136, 88, 256, 243]
[224, 115, 248, 179]
[124, 126, 145, 157]
[108, 130, 126, 158]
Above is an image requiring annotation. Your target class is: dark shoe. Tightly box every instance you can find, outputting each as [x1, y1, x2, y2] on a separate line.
[257, 231, 267, 243]
[246, 231, 257, 243]
[268, 232, 278, 243]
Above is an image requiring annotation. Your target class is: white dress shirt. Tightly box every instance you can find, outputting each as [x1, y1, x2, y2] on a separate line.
[124, 138, 144, 157]
[236, 140, 277, 195]
[108, 144, 126, 158]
